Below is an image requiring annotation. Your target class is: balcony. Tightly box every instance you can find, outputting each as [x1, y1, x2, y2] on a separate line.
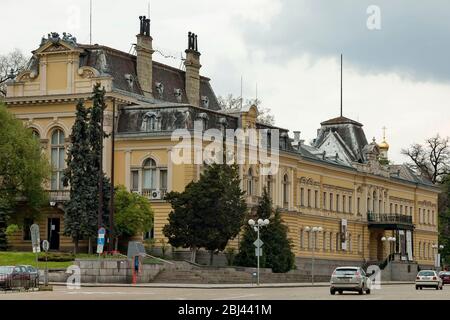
[46, 190, 70, 202]
[133, 188, 168, 201]
[367, 212, 414, 230]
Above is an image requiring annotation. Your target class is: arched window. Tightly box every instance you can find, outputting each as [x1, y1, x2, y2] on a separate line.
[247, 168, 254, 196]
[142, 158, 157, 191]
[50, 129, 65, 190]
[282, 174, 289, 207]
[31, 129, 40, 140]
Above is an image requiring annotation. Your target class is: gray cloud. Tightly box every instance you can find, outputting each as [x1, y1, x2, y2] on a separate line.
[238, 0, 450, 82]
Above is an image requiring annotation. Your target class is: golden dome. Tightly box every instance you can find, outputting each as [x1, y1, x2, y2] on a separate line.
[378, 140, 389, 150]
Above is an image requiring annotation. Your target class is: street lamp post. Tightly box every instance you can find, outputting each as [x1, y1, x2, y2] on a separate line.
[248, 218, 270, 286]
[305, 226, 323, 285]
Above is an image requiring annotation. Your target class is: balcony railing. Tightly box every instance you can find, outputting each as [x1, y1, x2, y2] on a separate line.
[367, 212, 413, 225]
[134, 188, 167, 200]
[46, 190, 70, 202]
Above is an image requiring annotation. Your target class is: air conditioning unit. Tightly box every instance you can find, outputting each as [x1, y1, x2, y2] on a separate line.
[150, 190, 161, 200]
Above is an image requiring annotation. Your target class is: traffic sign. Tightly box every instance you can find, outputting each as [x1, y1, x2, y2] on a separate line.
[255, 248, 263, 257]
[42, 240, 50, 252]
[253, 239, 264, 248]
[96, 227, 106, 254]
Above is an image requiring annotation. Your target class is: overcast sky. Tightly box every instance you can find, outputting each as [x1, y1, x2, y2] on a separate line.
[2, 0, 450, 163]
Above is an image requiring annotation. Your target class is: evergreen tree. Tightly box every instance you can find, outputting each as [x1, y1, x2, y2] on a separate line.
[235, 188, 295, 273]
[63, 100, 90, 253]
[163, 164, 247, 263]
[85, 83, 110, 240]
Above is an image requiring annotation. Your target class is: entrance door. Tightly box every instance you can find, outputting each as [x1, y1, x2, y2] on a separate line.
[47, 218, 60, 250]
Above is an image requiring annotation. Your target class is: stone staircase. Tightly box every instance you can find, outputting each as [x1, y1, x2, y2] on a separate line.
[152, 262, 331, 284]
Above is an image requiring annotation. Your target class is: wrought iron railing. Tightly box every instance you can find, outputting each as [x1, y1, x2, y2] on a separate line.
[46, 190, 70, 202]
[138, 188, 168, 200]
[367, 212, 413, 224]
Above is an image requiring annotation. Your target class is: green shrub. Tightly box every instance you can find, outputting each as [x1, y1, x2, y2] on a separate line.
[38, 252, 75, 262]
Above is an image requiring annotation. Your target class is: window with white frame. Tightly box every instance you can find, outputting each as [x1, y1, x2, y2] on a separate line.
[282, 174, 289, 207]
[50, 129, 65, 190]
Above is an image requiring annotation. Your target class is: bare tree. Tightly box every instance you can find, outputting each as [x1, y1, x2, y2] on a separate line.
[0, 49, 29, 97]
[217, 94, 275, 125]
[401, 135, 449, 184]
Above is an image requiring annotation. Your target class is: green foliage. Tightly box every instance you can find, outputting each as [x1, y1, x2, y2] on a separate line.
[225, 247, 236, 266]
[163, 164, 247, 262]
[0, 104, 50, 250]
[5, 224, 19, 236]
[235, 188, 295, 273]
[114, 185, 153, 238]
[38, 252, 75, 262]
[63, 100, 91, 251]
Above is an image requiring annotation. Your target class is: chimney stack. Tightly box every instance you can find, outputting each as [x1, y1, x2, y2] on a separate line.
[293, 131, 301, 143]
[136, 16, 154, 97]
[184, 32, 201, 107]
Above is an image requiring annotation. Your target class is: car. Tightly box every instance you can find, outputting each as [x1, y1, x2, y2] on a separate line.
[18, 265, 39, 288]
[330, 266, 372, 295]
[439, 271, 450, 284]
[0, 266, 15, 290]
[415, 270, 443, 290]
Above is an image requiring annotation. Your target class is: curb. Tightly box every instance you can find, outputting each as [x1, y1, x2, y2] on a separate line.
[50, 281, 415, 289]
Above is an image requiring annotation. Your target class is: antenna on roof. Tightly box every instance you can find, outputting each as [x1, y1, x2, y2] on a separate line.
[340, 53, 343, 117]
[89, 0, 92, 45]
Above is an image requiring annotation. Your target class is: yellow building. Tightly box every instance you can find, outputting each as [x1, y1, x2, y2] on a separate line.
[4, 18, 440, 272]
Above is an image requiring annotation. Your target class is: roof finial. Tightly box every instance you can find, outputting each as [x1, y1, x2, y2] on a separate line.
[382, 126, 387, 141]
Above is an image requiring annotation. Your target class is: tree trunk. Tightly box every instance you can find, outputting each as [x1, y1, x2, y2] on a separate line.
[191, 246, 197, 263]
[73, 236, 79, 255]
[88, 237, 92, 255]
[209, 250, 214, 266]
[114, 237, 119, 251]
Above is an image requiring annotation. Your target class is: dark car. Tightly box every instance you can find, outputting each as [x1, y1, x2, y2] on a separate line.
[9, 266, 32, 290]
[0, 266, 15, 290]
[439, 271, 450, 284]
[18, 265, 39, 288]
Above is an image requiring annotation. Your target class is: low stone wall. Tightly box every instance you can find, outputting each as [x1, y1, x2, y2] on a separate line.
[74, 259, 165, 283]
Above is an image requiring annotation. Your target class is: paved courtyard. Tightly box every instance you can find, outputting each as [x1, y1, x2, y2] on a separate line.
[1, 284, 449, 300]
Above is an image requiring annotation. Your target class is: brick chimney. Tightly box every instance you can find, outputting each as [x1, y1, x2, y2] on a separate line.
[184, 32, 201, 107]
[136, 16, 154, 97]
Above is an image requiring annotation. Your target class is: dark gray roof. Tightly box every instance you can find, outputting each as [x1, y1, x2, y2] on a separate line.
[77, 44, 220, 110]
[313, 116, 368, 163]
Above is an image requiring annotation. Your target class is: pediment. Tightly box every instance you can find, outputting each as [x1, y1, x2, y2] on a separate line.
[33, 35, 83, 56]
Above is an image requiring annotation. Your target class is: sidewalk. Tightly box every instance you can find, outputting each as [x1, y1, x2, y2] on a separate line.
[50, 281, 414, 289]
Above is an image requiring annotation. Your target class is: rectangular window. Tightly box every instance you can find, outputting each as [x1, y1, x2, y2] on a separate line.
[307, 189, 311, 207]
[323, 192, 327, 209]
[349, 196, 352, 213]
[419, 209, 422, 223]
[314, 190, 318, 209]
[343, 195, 346, 213]
[395, 204, 398, 214]
[390, 203, 393, 214]
[330, 193, 334, 211]
[300, 188, 304, 206]
[400, 205, 403, 214]
[23, 218, 33, 241]
[160, 169, 168, 190]
[131, 170, 139, 191]
[336, 194, 340, 212]
[357, 197, 361, 214]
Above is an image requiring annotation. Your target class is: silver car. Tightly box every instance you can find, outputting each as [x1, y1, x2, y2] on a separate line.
[415, 270, 443, 290]
[330, 266, 371, 295]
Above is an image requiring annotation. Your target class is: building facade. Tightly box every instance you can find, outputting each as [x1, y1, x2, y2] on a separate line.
[4, 18, 440, 270]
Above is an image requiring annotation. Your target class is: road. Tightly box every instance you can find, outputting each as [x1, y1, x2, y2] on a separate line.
[0, 284, 450, 300]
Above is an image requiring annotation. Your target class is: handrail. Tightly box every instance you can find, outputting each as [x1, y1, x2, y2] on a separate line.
[367, 212, 413, 224]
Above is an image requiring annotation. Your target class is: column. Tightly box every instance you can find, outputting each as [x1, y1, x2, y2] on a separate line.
[125, 150, 131, 191]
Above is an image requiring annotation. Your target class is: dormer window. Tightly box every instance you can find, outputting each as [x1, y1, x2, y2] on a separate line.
[174, 88, 183, 102]
[201, 96, 209, 108]
[197, 112, 208, 130]
[155, 82, 164, 98]
[142, 111, 159, 131]
[124, 74, 134, 88]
